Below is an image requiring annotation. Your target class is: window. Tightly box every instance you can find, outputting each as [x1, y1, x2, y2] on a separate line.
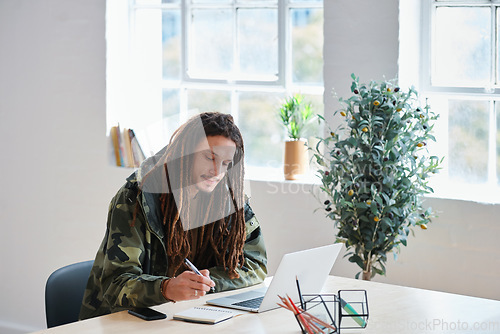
[419, 0, 500, 202]
[106, 0, 324, 171]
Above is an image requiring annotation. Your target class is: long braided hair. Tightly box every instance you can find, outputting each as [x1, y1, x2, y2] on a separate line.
[141, 112, 246, 279]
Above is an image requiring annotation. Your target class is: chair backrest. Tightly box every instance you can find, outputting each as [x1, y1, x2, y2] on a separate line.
[45, 260, 94, 328]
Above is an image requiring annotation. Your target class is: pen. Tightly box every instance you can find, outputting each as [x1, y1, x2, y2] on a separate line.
[295, 275, 304, 310]
[184, 258, 215, 292]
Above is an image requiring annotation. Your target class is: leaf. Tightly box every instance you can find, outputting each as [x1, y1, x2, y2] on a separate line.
[401, 237, 407, 247]
[359, 215, 370, 223]
[380, 218, 393, 233]
[348, 254, 365, 270]
[380, 192, 390, 205]
[355, 202, 369, 209]
[372, 266, 385, 276]
[377, 230, 386, 244]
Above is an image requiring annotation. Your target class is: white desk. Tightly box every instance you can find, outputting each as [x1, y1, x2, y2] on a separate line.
[33, 276, 500, 333]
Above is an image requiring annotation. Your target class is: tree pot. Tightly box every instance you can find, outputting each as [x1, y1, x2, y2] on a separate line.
[362, 269, 372, 281]
[284, 139, 308, 180]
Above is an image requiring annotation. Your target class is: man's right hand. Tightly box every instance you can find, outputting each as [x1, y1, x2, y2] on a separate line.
[163, 269, 215, 301]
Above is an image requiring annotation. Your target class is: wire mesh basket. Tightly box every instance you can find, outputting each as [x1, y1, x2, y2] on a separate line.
[294, 290, 368, 334]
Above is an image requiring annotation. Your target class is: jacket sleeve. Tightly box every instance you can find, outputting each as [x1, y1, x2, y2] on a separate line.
[80, 185, 168, 319]
[208, 202, 268, 292]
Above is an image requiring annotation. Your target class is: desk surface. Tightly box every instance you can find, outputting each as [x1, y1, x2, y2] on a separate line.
[33, 276, 500, 334]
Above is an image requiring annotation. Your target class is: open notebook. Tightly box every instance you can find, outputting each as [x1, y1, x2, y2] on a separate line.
[173, 306, 243, 324]
[207, 243, 342, 313]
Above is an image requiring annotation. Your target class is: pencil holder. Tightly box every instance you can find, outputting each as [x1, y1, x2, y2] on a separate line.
[295, 294, 338, 334]
[337, 290, 368, 330]
[294, 290, 368, 334]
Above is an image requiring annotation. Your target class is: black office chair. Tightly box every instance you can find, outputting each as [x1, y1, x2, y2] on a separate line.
[45, 260, 94, 328]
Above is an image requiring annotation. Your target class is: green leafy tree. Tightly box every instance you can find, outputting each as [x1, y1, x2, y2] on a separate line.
[312, 74, 443, 280]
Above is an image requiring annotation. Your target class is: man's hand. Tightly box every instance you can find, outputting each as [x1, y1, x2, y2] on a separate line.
[164, 269, 215, 301]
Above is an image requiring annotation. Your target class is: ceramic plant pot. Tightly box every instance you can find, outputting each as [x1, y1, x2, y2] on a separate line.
[284, 139, 308, 180]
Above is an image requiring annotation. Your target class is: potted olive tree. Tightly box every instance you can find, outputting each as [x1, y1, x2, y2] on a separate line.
[279, 94, 315, 180]
[312, 74, 442, 280]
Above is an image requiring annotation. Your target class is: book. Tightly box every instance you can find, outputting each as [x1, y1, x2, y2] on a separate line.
[116, 124, 127, 167]
[109, 125, 147, 168]
[110, 125, 123, 167]
[128, 128, 146, 166]
[173, 306, 243, 325]
[122, 128, 134, 168]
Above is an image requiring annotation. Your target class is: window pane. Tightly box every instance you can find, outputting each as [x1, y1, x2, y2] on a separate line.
[238, 92, 285, 167]
[162, 89, 181, 139]
[433, 7, 491, 87]
[192, 0, 231, 3]
[497, 8, 500, 85]
[291, 8, 324, 84]
[135, 0, 161, 4]
[189, 9, 233, 78]
[124, 0, 324, 170]
[448, 100, 489, 183]
[238, 9, 278, 80]
[497, 102, 500, 186]
[162, 10, 181, 80]
[136, 0, 180, 4]
[297, 93, 323, 138]
[238, 0, 276, 3]
[186, 89, 231, 118]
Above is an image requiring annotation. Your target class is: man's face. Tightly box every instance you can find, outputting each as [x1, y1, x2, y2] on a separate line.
[191, 135, 236, 194]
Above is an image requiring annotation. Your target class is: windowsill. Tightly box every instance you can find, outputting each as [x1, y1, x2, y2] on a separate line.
[244, 166, 320, 185]
[245, 167, 500, 205]
[426, 179, 500, 205]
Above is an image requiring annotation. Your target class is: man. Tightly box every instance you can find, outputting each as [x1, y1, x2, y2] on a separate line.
[79, 112, 267, 319]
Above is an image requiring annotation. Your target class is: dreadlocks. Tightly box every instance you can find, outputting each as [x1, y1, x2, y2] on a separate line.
[140, 112, 245, 279]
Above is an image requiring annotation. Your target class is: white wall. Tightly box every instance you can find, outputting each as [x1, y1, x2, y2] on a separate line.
[0, 1, 499, 333]
[0, 1, 127, 333]
[250, 181, 500, 301]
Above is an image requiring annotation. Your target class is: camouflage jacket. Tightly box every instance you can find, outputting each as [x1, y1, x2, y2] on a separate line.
[79, 171, 267, 320]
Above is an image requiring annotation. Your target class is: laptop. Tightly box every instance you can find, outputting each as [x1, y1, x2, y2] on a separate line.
[206, 243, 342, 313]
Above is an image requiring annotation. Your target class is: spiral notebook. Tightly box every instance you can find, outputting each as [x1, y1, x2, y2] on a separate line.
[173, 306, 243, 324]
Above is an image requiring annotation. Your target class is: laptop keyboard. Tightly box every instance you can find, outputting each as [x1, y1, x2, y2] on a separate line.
[232, 296, 264, 309]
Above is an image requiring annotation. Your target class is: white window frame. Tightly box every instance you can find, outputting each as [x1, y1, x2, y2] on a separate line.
[107, 0, 324, 170]
[418, 0, 500, 203]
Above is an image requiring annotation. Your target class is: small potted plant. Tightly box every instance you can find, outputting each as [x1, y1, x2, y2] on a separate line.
[279, 93, 315, 180]
[312, 74, 442, 280]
